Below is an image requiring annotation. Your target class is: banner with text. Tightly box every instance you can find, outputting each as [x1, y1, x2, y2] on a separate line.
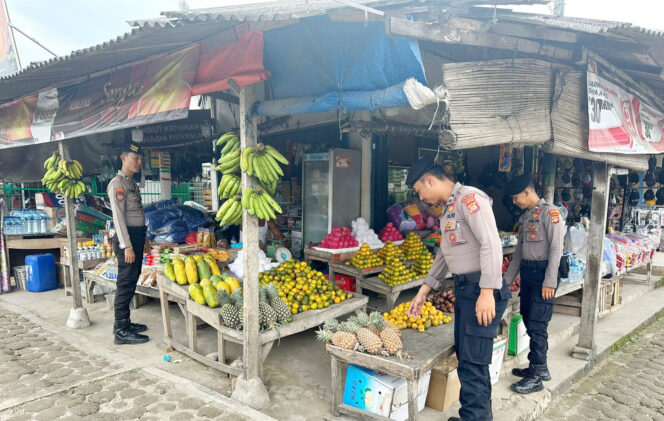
[588, 63, 664, 154]
[51, 45, 199, 141]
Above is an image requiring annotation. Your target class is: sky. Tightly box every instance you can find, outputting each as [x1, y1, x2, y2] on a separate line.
[4, 0, 662, 70]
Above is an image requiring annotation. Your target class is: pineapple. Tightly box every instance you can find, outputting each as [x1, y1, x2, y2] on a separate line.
[357, 312, 380, 337]
[369, 312, 386, 334]
[315, 326, 357, 350]
[356, 326, 383, 355]
[323, 318, 340, 332]
[384, 319, 402, 338]
[219, 290, 240, 328]
[231, 289, 244, 330]
[259, 286, 278, 330]
[265, 283, 291, 324]
[380, 326, 403, 355]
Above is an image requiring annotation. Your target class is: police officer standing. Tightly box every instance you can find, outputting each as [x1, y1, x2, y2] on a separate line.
[504, 174, 565, 394]
[407, 157, 511, 421]
[107, 142, 150, 345]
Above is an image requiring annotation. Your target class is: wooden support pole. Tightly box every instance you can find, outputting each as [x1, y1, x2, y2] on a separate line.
[573, 161, 610, 360]
[59, 140, 90, 329]
[239, 85, 261, 381]
[541, 153, 556, 203]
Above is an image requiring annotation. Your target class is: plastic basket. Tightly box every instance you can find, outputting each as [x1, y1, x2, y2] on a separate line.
[13, 266, 28, 290]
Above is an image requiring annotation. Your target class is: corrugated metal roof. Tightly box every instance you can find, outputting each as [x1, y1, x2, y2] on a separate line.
[0, 19, 236, 102]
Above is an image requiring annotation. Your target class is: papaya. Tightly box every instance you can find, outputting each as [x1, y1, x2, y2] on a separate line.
[185, 257, 198, 284]
[200, 279, 212, 287]
[202, 284, 220, 308]
[173, 258, 187, 285]
[215, 281, 231, 295]
[189, 283, 206, 305]
[196, 259, 212, 281]
[204, 256, 221, 277]
[193, 254, 204, 262]
[163, 262, 176, 282]
[221, 273, 230, 280]
[225, 277, 241, 292]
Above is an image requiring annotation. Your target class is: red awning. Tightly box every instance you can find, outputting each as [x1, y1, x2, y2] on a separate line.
[193, 30, 270, 96]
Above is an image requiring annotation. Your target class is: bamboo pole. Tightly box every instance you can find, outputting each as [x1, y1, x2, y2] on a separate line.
[59, 140, 90, 329]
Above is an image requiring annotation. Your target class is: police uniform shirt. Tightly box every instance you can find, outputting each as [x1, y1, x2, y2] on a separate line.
[107, 170, 145, 249]
[504, 199, 566, 288]
[424, 183, 503, 291]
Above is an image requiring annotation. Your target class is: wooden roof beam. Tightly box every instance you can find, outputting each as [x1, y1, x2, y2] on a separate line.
[387, 17, 575, 62]
[490, 21, 578, 44]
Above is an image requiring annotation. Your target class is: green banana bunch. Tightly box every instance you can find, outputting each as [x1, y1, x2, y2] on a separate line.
[58, 159, 83, 179]
[240, 143, 289, 184]
[242, 186, 283, 221]
[216, 131, 239, 146]
[260, 179, 277, 195]
[215, 195, 243, 226]
[216, 147, 241, 174]
[41, 152, 86, 197]
[43, 151, 60, 170]
[218, 174, 242, 199]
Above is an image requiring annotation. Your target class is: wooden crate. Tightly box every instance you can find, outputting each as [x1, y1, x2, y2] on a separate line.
[554, 291, 582, 316]
[599, 278, 622, 314]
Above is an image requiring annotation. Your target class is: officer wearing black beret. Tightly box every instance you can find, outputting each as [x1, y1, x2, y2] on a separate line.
[407, 157, 511, 421]
[504, 174, 566, 394]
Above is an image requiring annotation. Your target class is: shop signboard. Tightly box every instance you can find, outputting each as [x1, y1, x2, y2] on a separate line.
[51, 45, 199, 141]
[139, 110, 213, 147]
[587, 60, 664, 154]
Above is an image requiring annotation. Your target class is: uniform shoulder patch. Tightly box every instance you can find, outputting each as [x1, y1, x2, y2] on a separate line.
[549, 208, 561, 224]
[115, 187, 125, 202]
[461, 193, 480, 214]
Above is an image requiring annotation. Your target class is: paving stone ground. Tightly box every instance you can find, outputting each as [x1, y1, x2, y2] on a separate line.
[541, 317, 664, 421]
[0, 307, 251, 421]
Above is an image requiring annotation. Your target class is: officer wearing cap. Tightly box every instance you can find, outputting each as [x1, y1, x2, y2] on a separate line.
[107, 142, 150, 345]
[503, 174, 566, 394]
[406, 157, 511, 421]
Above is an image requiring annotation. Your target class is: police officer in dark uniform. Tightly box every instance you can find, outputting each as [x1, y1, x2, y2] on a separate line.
[407, 157, 511, 421]
[107, 142, 150, 345]
[504, 174, 565, 394]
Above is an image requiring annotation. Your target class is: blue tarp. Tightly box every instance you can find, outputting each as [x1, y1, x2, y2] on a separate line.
[258, 16, 426, 116]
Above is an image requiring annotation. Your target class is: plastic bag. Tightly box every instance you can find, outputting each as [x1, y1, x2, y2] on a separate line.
[152, 219, 188, 236]
[144, 199, 178, 215]
[146, 207, 181, 232]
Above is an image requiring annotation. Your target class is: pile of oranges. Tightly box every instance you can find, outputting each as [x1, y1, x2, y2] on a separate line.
[385, 301, 452, 332]
[259, 260, 351, 314]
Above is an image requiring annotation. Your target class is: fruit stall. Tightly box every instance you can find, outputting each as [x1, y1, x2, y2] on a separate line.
[156, 257, 369, 377]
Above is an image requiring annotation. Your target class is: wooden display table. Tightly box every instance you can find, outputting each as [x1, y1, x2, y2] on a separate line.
[327, 262, 384, 294]
[82, 271, 162, 307]
[304, 248, 357, 264]
[157, 274, 369, 378]
[362, 276, 426, 312]
[327, 323, 455, 421]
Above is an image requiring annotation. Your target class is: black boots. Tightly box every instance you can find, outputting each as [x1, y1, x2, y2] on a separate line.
[114, 319, 149, 345]
[128, 322, 147, 333]
[512, 363, 551, 381]
[510, 363, 549, 394]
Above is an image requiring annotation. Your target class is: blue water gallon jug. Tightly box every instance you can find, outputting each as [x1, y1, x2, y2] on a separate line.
[25, 254, 57, 292]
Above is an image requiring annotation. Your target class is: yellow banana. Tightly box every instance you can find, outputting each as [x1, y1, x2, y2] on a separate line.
[264, 144, 289, 165]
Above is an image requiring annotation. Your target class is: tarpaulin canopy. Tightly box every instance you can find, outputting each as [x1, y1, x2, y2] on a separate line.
[256, 16, 426, 116]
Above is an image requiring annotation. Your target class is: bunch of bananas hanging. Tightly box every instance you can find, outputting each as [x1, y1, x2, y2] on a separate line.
[216, 132, 241, 174]
[215, 195, 243, 226]
[242, 187, 283, 221]
[41, 152, 86, 199]
[240, 143, 289, 183]
[218, 174, 241, 199]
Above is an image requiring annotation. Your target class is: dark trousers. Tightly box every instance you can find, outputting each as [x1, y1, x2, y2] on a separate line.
[520, 260, 556, 365]
[454, 272, 511, 421]
[112, 226, 146, 323]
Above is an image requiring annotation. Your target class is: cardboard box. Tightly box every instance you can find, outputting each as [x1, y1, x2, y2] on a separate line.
[425, 355, 460, 412]
[489, 337, 507, 385]
[377, 370, 431, 421]
[343, 365, 394, 417]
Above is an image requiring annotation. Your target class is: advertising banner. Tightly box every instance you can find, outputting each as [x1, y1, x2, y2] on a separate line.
[51, 45, 199, 140]
[0, 95, 37, 145]
[0, 0, 19, 77]
[587, 61, 664, 154]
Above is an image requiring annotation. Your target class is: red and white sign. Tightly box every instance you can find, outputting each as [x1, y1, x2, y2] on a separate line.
[587, 61, 664, 154]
